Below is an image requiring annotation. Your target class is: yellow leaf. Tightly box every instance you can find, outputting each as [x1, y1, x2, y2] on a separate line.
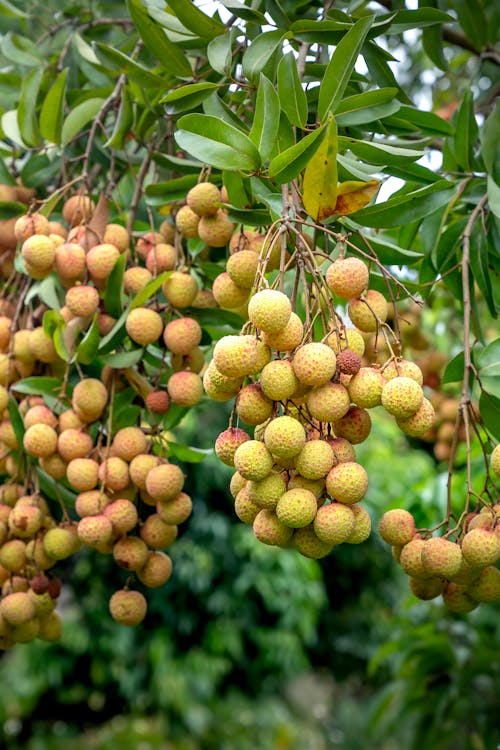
[334, 180, 379, 215]
[302, 117, 338, 221]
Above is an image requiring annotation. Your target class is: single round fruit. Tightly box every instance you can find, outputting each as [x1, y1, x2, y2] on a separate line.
[490, 444, 500, 477]
[145, 463, 184, 502]
[292, 343, 337, 387]
[86, 243, 120, 280]
[378, 509, 416, 546]
[197, 210, 235, 247]
[236, 384, 273, 426]
[421, 536, 463, 578]
[162, 271, 199, 308]
[276, 488, 317, 528]
[62, 195, 94, 226]
[167, 371, 203, 406]
[137, 551, 173, 587]
[348, 290, 388, 332]
[226, 250, 259, 289]
[213, 335, 259, 378]
[253, 509, 293, 547]
[262, 312, 303, 352]
[126, 307, 163, 346]
[396, 397, 435, 437]
[264, 416, 306, 459]
[461, 528, 500, 567]
[295, 440, 334, 480]
[381, 377, 424, 419]
[348, 367, 385, 409]
[306, 382, 350, 422]
[248, 290, 292, 335]
[65, 285, 100, 318]
[109, 589, 147, 626]
[233, 440, 274, 481]
[247, 472, 287, 510]
[175, 205, 199, 239]
[326, 257, 369, 299]
[163, 317, 202, 355]
[23, 423, 57, 459]
[215, 428, 250, 467]
[186, 182, 221, 217]
[314, 503, 355, 545]
[259, 359, 299, 402]
[326, 461, 368, 504]
[293, 525, 332, 559]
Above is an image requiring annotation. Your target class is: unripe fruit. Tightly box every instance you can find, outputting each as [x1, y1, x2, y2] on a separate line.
[72, 378, 108, 422]
[409, 576, 444, 600]
[145, 390, 171, 414]
[125, 307, 163, 346]
[378, 509, 416, 546]
[399, 537, 431, 579]
[381, 377, 423, 419]
[348, 290, 388, 332]
[226, 250, 259, 289]
[145, 463, 184, 502]
[167, 371, 203, 406]
[442, 583, 478, 613]
[187, 182, 221, 217]
[491, 444, 500, 477]
[233, 440, 274, 481]
[159, 220, 175, 243]
[86, 243, 120, 279]
[25, 539, 55, 571]
[292, 343, 337, 386]
[109, 589, 147, 626]
[75, 490, 111, 517]
[8, 502, 42, 538]
[247, 472, 287, 510]
[66, 458, 99, 492]
[306, 382, 350, 422]
[253, 509, 294, 546]
[0, 592, 35, 626]
[215, 428, 250, 467]
[65, 285, 99, 318]
[21, 235, 56, 272]
[157, 491, 192, 525]
[171, 346, 205, 374]
[262, 312, 304, 352]
[314, 503, 355, 545]
[98, 457, 130, 492]
[334, 406, 371, 444]
[230, 472, 247, 499]
[28, 589, 56, 617]
[129, 454, 161, 490]
[140, 514, 178, 549]
[326, 461, 368, 504]
[163, 317, 202, 355]
[276, 488, 318, 528]
[213, 335, 259, 378]
[327, 328, 366, 357]
[421, 537, 463, 578]
[62, 194, 94, 226]
[264, 416, 306, 459]
[248, 290, 292, 335]
[467, 566, 500, 603]
[124, 266, 153, 295]
[235, 486, 261, 524]
[198, 210, 235, 247]
[77, 514, 114, 546]
[103, 499, 138, 535]
[145, 243, 177, 274]
[23, 423, 57, 459]
[113, 536, 149, 571]
[295, 440, 334, 480]
[103, 223, 129, 252]
[293, 525, 332, 558]
[43, 524, 80, 560]
[212, 272, 249, 309]
[260, 359, 299, 402]
[236, 384, 273, 426]
[348, 367, 385, 409]
[461, 528, 500, 567]
[38, 611, 62, 641]
[175, 205, 199, 238]
[29, 327, 59, 363]
[383, 359, 423, 384]
[138, 551, 173, 587]
[162, 271, 199, 308]
[57, 429, 93, 462]
[326, 257, 369, 299]
[0, 539, 26, 572]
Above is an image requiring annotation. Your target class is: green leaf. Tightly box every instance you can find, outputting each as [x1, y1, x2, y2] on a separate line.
[131, 272, 171, 310]
[481, 100, 500, 181]
[104, 86, 133, 149]
[225, 206, 272, 225]
[469, 228, 497, 318]
[441, 352, 464, 385]
[166, 0, 225, 38]
[381, 160, 444, 184]
[277, 53, 308, 128]
[1, 110, 26, 148]
[335, 87, 397, 116]
[161, 83, 220, 114]
[8, 395, 24, 446]
[176, 114, 261, 172]
[93, 44, 166, 89]
[39, 68, 68, 144]
[477, 338, 500, 398]
[395, 106, 454, 136]
[128, 0, 192, 78]
[268, 124, 327, 183]
[25, 275, 63, 310]
[17, 68, 43, 146]
[339, 136, 423, 165]
[0, 0, 28, 18]
[242, 30, 287, 82]
[453, 0, 488, 50]
[302, 117, 338, 221]
[105, 253, 126, 319]
[222, 170, 252, 208]
[351, 234, 423, 265]
[362, 41, 412, 105]
[13, 377, 65, 400]
[61, 97, 105, 147]
[0, 32, 41, 66]
[318, 16, 373, 122]
[249, 74, 280, 163]
[37, 468, 77, 507]
[76, 315, 101, 365]
[350, 181, 455, 228]
[202, 91, 247, 131]
[145, 175, 200, 205]
[207, 29, 236, 75]
[453, 91, 478, 172]
[422, 24, 447, 71]
[165, 441, 212, 463]
[219, 0, 266, 23]
[479, 391, 500, 441]
[487, 176, 500, 220]
[386, 8, 453, 34]
[190, 306, 246, 329]
[101, 349, 144, 368]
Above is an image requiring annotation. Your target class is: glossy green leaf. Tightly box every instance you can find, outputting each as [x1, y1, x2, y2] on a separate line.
[481, 100, 500, 182]
[222, 170, 252, 208]
[302, 117, 338, 221]
[93, 44, 165, 89]
[8, 395, 24, 445]
[39, 68, 68, 144]
[477, 338, 500, 398]
[487, 176, 500, 220]
[76, 315, 101, 365]
[351, 234, 423, 265]
[161, 83, 220, 113]
[203, 91, 247, 131]
[339, 136, 423, 165]
[318, 16, 373, 122]
[386, 8, 453, 34]
[17, 68, 42, 146]
[37, 468, 77, 507]
[104, 253, 126, 319]
[335, 87, 397, 117]
[166, 0, 225, 38]
[166, 441, 212, 463]
[101, 349, 144, 368]
[131, 271, 170, 310]
[395, 106, 454, 136]
[146, 175, 200, 205]
[362, 41, 412, 105]
[277, 53, 308, 128]
[13, 377, 66, 400]
[469, 227, 497, 318]
[268, 124, 326, 183]
[250, 74, 280, 162]
[0, 0, 28, 18]
[219, 0, 266, 23]
[127, 0, 192, 78]
[350, 181, 455, 228]
[176, 114, 261, 172]
[453, 91, 477, 172]
[0, 32, 41, 66]
[441, 351, 465, 385]
[453, 0, 487, 50]
[422, 24, 447, 71]
[61, 97, 105, 147]
[207, 29, 236, 75]
[242, 30, 287, 82]
[479, 391, 500, 441]
[25, 275, 63, 310]
[104, 86, 133, 149]
[381, 160, 443, 184]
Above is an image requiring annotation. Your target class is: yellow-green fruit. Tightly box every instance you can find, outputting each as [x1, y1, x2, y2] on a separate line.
[125, 307, 163, 346]
[399, 537, 431, 579]
[129, 454, 161, 490]
[14, 213, 50, 242]
[215, 428, 250, 467]
[167, 371, 203, 406]
[23, 404, 57, 429]
[467, 566, 500, 603]
[378, 509, 415, 546]
[145, 463, 184, 502]
[103, 499, 138, 535]
[124, 266, 153, 295]
[421, 537, 463, 578]
[109, 589, 147, 626]
[233, 440, 274, 481]
[103, 223, 129, 252]
[77, 514, 114, 547]
[113, 536, 149, 571]
[348, 367, 385, 409]
[334, 406, 371, 445]
[0, 592, 35, 625]
[98, 457, 130, 492]
[276, 488, 317, 528]
[262, 312, 303, 352]
[235, 486, 261, 524]
[327, 328, 365, 357]
[162, 271, 199, 308]
[23, 423, 58, 459]
[230, 471, 247, 498]
[112, 427, 149, 462]
[29, 327, 59, 363]
[198, 210, 235, 247]
[86, 243, 120, 280]
[491, 444, 500, 477]
[248, 290, 292, 335]
[138, 551, 173, 588]
[38, 611, 62, 641]
[247, 472, 287, 510]
[163, 317, 202, 356]
[292, 343, 336, 387]
[287, 474, 325, 498]
[295, 440, 334, 480]
[140, 514, 178, 549]
[0, 385, 8, 412]
[348, 290, 388, 332]
[306, 382, 350, 422]
[0, 539, 26, 572]
[381, 377, 423, 419]
[264, 416, 306, 459]
[159, 220, 175, 244]
[293, 525, 332, 559]
[212, 272, 249, 309]
[8, 502, 42, 538]
[383, 359, 423, 384]
[260, 359, 299, 402]
[13, 330, 36, 365]
[75, 490, 110, 518]
[145, 243, 177, 274]
[250, 341, 272, 375]
[57, 429, 93, 462]
[236, 384, 273, 426]
[58, 410, 83, 431]
[28, 590, 56, 617]
[203, 360, 243, 396]
[345, 505, 371, 544]
[157, 491, 192, 525]
[396, 398, 435, 437]
[442, 583, 478, 613]
[192, 289, 217, 308]
[21, 235, 56, 273]
[326, 461, 368, 504]
[325, 257, 369, 299]
[187, 182, 221, 217]
[461, 528, 500, 567]
[314, 502, 355, 545]
[408, 577, 444, 601]
[253, 509, 294, 546]
[213, 335, 259, 378]
[226, 250, 259, 289]
[448, 556, 481, 586]
[66, 457, 99, 491]
[10, 618, 40, 644]
[72, 378, 108, 422]
[175, 205, 200, 239]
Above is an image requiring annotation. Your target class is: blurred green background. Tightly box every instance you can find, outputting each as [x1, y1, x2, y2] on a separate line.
[1, 402, 498, 750]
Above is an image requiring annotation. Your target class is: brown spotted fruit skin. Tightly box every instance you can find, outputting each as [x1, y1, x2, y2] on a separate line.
[248, 289, 292, 335]
[421, 537, 463, 579]
[381, 376, 424, 419]
[292, 343, 337, 387]
[378, 509, 416, 546]
[326, 257, 369, 299]
[326, 462, 368, 505]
